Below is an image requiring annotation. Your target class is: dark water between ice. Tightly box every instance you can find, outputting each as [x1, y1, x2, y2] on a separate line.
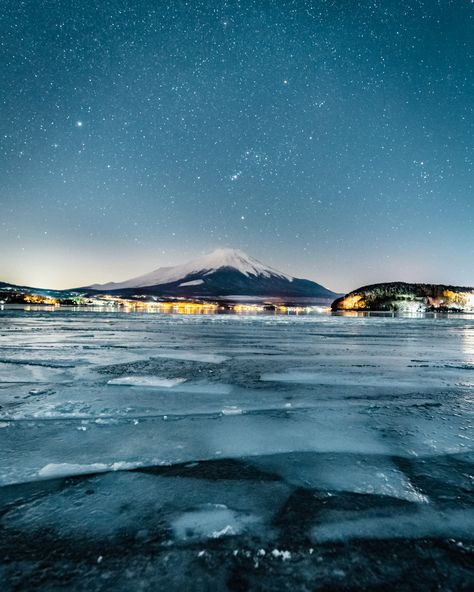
[0, 309, 473, 590]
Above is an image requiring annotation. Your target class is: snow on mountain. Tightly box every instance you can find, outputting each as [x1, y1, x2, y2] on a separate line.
[87, 248, 293, 291]
[179, 279, 205, 287]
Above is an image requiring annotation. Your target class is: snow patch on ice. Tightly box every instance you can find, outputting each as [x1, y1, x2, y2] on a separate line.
[222, 406, 243, 416]
[38, 461, 141, 479]
[107, 376, 187, 388]
[271, 549, 292, 561]
[171, 504, 260, 541]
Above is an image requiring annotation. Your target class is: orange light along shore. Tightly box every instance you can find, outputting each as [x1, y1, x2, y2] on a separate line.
[24, 294, 60, 306]
[7, 294, 330, 315]
[121, 300, 219, 314]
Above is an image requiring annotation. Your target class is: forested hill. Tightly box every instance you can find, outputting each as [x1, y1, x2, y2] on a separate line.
[332, 282, 474, 312]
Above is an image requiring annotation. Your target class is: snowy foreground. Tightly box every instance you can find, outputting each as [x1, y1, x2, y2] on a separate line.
[0, 310, 473, 591]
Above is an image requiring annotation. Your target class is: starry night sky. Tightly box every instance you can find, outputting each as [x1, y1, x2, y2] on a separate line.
[1, 0, 473, 292]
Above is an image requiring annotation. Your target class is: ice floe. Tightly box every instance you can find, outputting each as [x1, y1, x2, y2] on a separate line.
[311, 508, 474, 542]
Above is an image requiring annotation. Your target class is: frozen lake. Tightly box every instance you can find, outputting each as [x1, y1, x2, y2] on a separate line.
[0, 309, 473, 590]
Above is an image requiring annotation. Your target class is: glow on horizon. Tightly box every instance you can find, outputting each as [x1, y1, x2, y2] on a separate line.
[1, 241, 472, 295]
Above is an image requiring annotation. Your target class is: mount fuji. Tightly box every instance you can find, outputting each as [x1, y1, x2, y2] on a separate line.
[83, 248, 337, 301]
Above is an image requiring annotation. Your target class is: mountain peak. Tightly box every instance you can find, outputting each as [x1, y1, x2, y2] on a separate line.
[197, 247, 252, 267]
[188, 248, 291, 279]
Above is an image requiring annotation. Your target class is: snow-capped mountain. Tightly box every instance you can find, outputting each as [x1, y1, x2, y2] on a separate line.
[88, 249, 291, 290]
[84, 248, 336, 300]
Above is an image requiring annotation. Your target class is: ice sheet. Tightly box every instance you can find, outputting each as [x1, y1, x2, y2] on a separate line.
[0, 309, 473, 590]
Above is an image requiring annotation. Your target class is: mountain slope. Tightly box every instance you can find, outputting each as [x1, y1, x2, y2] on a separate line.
[0, 281, 63, 297]
[83, 248, 336, 300]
